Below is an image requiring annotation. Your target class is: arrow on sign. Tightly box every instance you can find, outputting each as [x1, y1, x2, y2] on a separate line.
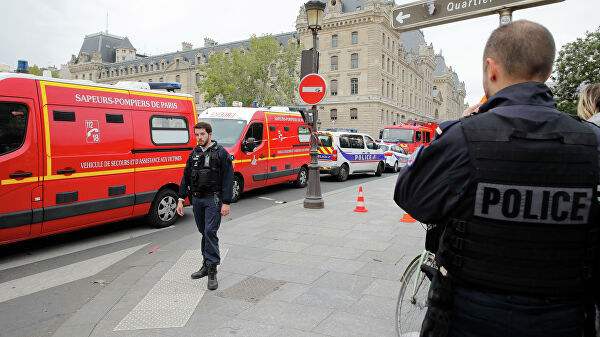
[396, 11, 411, 24]
[302, 86, 323, 93]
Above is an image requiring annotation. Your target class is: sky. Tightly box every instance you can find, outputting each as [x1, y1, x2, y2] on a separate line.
[1, 0, 598, 105]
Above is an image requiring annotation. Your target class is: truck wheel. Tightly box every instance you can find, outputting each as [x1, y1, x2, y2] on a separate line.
[336, 164, 349, 182]
[147, 189, 178, 228]
[294, 166, 308, 188]
[375, 162, 384, 176]
[231, 175, 243, 203]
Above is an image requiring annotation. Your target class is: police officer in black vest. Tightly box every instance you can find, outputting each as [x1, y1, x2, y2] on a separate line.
[177, 121, 233, 290]
[394, 20, 599, 337]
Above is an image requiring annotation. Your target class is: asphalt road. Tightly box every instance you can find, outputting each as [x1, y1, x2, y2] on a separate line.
[0, 171, 398, 337]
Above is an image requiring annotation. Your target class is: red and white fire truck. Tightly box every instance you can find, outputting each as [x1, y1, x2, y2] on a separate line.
[378, 120, 439, 154]
[0, 73, 197, 245]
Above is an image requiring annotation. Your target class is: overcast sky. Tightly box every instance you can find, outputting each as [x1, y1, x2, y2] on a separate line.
[1, 0, 597, 104]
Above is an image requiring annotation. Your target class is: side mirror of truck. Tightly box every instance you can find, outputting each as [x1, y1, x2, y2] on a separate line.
[243, 137, 257, 152]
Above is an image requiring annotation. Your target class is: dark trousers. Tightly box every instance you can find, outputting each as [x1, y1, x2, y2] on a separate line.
[450, 286, 586, 337]
[192, 194, 222, 265]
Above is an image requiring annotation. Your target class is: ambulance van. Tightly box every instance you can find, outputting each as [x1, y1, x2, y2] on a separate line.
[0, 73, 197, 245]
[198, 106, 311, 202]
[317, 131, 385, 181]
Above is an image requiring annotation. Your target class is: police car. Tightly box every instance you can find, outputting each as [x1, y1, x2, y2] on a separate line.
[377, 143, 410, 172]
[317, 131, 385, 181]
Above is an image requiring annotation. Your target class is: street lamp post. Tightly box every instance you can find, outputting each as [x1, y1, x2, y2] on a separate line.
[303, 0, 325, 209]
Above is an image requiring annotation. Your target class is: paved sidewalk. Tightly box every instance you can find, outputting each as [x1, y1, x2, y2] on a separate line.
[54, 175, 426, 337]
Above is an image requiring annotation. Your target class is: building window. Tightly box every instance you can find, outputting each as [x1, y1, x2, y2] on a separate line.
[176, 59, 180, 69]
[331, 56, 338, 71]
[196, 73, 201, 83]
[197, 56, 201, 64]
[382, 79, 385, 95]
[387, 58, 390, 72]
[350, 53, 358, 69]
[82, 74, 85, 80]
[392, 84, 395, 99]
[331, 79, 338, 96]
[148, 78, 152, 82]
[350, 78, 358, 95]
[332, 34, 338, 48]
[175, 75, 180, 83]
[382, 33, 385, 45]
[330, 109, 337, 121]
[350, 108, 358, 120]
[194, 92, 200, 103]
[351, 31, 358, 44]
[382, 55, 385, 69]
[159, 77, 164, 82]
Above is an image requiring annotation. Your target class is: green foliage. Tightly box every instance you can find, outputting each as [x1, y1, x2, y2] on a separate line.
[27, 64, 42, 76]
[552, 26, 600, 114]
[199, 35, 301, 107]
[23, 64, 59, 78]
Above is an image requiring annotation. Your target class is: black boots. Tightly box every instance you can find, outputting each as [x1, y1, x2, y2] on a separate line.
[207, 264, 218, 290]
[191, 260, 208, 279]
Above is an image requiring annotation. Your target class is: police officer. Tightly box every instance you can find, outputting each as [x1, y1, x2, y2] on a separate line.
[394, 20, 599, 337]
[177, 121, 233, 291]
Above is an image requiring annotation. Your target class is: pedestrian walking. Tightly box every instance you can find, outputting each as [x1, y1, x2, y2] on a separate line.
[394, 20, 600, 337]
[177, 121, 233, 290]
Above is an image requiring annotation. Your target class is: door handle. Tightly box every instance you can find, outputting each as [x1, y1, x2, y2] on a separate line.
[271, 154, 277, 157]
[10, 172, 33, 178]
[259, 155, 266, 158]
[57, 169, 76, 174]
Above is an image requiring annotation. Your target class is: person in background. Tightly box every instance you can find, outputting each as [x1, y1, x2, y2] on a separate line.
[578, 83, 600, 126]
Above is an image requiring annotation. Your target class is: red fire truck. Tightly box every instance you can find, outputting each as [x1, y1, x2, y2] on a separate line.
[378, 120, 439, 154]
[0, 73, 197, 245]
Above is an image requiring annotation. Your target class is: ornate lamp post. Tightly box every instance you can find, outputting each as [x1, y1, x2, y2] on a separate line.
[303, 0, 326, 209]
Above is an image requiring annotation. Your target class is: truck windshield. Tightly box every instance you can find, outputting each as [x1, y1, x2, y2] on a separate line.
[381, 129, 414, 143]
[198, 118, 247, 148]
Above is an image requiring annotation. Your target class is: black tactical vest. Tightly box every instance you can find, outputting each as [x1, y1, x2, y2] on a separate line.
[437, 110, 599, 296]
[190, 145, 222, 192]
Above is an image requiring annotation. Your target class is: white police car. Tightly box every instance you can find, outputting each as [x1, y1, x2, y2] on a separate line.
[317, 131, 385, 181]
[377, 143, 410, 172]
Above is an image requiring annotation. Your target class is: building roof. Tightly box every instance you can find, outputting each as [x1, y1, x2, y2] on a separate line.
[400, 30, 426, 55]
[78, 32, 135, 63]
[100, 32, 298, 70]
[342, 0, 365, 12]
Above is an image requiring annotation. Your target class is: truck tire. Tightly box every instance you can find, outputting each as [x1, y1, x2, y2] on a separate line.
[336, 164, 349, 182]
[147, 189, 178, 228]
[294, 166, 308, 188]
[375, 162, 384, 176]
[231, 175, 243, 203]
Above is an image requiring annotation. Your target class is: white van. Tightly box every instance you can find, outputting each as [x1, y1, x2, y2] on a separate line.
[316, 131, 385, 181]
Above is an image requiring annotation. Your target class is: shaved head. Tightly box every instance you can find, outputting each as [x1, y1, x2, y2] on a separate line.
[483, 20, 555, 81]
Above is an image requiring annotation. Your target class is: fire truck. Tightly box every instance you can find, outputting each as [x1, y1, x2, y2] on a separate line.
[378, 120, 439, 154]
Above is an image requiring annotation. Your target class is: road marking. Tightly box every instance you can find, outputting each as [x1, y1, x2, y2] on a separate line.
[114, 248, 229, 330]
[0, 226, 173, 272]
[258, 197, 275, 201]
[0, 243, 148, 303]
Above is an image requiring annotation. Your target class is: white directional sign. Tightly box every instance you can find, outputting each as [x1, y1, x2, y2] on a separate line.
[391, 0, 564, 31]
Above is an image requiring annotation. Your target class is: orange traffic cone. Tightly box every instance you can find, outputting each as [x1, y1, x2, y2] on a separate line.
[353, 186, 368, 213]
[400, 212, 416, 223]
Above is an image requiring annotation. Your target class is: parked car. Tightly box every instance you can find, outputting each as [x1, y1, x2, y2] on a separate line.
[377, 143, 410, 172]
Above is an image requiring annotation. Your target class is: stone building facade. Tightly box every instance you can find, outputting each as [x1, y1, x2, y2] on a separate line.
[66, 32, 298, 110]
[296, 0, 466, 137]
[66, 0, 466, 138]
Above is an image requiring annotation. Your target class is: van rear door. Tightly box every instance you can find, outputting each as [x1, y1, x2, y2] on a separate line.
[0, 98, 40, 243]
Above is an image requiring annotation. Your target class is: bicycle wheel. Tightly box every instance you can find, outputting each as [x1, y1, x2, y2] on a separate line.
[395, 252, 436, 337]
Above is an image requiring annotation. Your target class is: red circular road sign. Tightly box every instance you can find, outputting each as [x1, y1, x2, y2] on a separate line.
[299, 74, 326, 105]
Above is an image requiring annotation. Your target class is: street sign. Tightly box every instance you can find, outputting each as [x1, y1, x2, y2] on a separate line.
[391, 0, 564, 31]
[299, 74, 327, 105]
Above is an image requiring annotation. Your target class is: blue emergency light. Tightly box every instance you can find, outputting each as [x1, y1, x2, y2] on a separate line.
[16, 60, 29, 73]
[147, 82, 181, 92]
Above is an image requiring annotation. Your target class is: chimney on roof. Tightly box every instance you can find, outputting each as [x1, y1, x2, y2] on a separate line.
[204, 38, 217, 47]
[182, 42, 193, 51]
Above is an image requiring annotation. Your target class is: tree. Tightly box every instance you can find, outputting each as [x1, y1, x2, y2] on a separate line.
[24, 64, 59, 78]
[552, 26, 600, 115]
[199, 35, 301, 107]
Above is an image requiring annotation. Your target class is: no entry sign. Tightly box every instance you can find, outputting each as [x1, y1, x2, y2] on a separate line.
[299, 74, 326, 105]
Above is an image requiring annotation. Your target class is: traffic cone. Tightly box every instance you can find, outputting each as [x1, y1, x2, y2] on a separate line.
[400, 212, 416, 223]
[353, 186, 368, 213]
